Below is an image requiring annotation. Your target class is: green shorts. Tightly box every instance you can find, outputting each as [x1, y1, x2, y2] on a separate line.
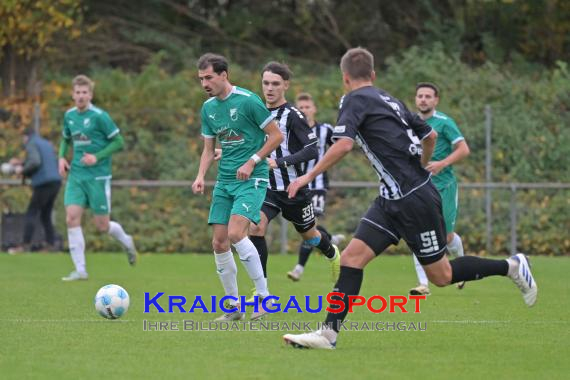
[64, 175, 111, 215]
[208, 178, 268, 225]
[438, 180, 459, 234]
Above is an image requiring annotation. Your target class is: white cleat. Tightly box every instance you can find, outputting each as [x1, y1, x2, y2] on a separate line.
[409, 284, 431, 296]
[286, 269, 302, 282]
[125, 235, 138, 266]
[214, 304, 245, 321]
[283, 330, 336, 350]
[61, 271, 88, 281]
[251, 297, 274, 321]
[508, 253, 538, 307]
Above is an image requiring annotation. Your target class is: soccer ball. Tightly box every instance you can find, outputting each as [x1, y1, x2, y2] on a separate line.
[1, 162, 14, 175]
[94, 284, 130, 319]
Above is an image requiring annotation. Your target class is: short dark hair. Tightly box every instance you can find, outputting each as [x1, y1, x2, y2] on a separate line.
[416, 82, 440, 97]
[262, 61, 292, 81]
[295, 92, 313, 103]
[197, 53, 229, 75]
[340, 47, 374, 80]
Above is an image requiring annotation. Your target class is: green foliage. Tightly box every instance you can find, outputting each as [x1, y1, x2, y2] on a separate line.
[381, 44, 570, 182]
[0, 0, 82, 58]
[1, 47, 568, 254]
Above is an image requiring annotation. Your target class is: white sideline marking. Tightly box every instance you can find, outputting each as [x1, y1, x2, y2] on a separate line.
[0, 319, 567, 325]
[430, 320, 569, 325]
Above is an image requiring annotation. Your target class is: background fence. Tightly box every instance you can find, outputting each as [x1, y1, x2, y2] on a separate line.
[2, 179, 568, 255]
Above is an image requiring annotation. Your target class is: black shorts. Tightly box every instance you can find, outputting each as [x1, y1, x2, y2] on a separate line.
[262, 188, 316, 233]
[353, 182, 447, 265]
[309, 189, 327, 217]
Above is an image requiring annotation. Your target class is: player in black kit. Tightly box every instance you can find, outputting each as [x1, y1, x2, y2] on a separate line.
[249, 62, 341, 297]
[283, 47, 538, 350]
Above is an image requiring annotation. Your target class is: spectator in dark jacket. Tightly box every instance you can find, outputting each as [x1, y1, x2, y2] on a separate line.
[8, 128, 62, 253]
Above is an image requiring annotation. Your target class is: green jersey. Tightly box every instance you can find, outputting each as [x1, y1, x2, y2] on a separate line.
[62, 104, 120, 179]
[201, 86, 274, 183]
[426, 110, 465, 189]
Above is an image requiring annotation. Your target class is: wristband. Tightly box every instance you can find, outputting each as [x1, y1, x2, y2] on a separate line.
[251, 154, 261, 164]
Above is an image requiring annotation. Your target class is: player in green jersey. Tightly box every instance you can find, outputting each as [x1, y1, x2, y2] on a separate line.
[58, 75, 137, 281]
[192, 53, 283, 321]
[410, 82, 471, 296]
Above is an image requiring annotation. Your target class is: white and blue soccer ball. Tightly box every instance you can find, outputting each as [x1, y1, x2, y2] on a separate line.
[94, 284, 130, 319]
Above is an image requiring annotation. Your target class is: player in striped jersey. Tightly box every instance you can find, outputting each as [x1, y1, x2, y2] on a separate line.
[283, 48, 536, 350]
[287, 93, 345, 282]
[249, 62, 340, 286]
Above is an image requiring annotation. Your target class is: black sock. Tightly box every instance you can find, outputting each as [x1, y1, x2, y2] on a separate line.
[298, 242, 313, 266]
[316, 230, 336, 259]
[316, 225, 332, 241]
[250, 236, 268, 278]
[324, 266, 363, 333]
[450, 256, 509, 283]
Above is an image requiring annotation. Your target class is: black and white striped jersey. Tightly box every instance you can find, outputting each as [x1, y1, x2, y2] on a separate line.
[269, 103, 318, 191]
[305, 122, 334, 191]
[333, 86, 433, 200]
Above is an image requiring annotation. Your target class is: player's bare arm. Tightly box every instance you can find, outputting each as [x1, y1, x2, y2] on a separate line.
[426, 139, 470, 175]
[287, 137, 353, 198]
[236, 120, 283, 180]
[420, 129, 437, 168]
[193, 137, 216, 194]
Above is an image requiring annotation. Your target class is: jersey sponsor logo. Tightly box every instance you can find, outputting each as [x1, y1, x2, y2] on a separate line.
[406, 129, 423, 156]
[308, 132, 316, 139]
[217, 127, 244, 146]
[73, 133, 92, 146]
[334, 125, 346, 133]
[214, 124, 228, 134]
[230, 108, 238, 121]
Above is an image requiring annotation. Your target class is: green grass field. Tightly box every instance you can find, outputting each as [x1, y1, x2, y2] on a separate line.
[1, 253, 568, 379]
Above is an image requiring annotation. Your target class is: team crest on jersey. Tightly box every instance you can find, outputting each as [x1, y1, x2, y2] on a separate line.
[230, 108, 238, 121]
[83, 118, 91, 127]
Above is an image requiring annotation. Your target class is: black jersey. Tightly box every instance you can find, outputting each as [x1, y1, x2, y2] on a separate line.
[269, 103, 318, 191]
[333, 86, 433, 200]
[305, 122, 334, 191]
